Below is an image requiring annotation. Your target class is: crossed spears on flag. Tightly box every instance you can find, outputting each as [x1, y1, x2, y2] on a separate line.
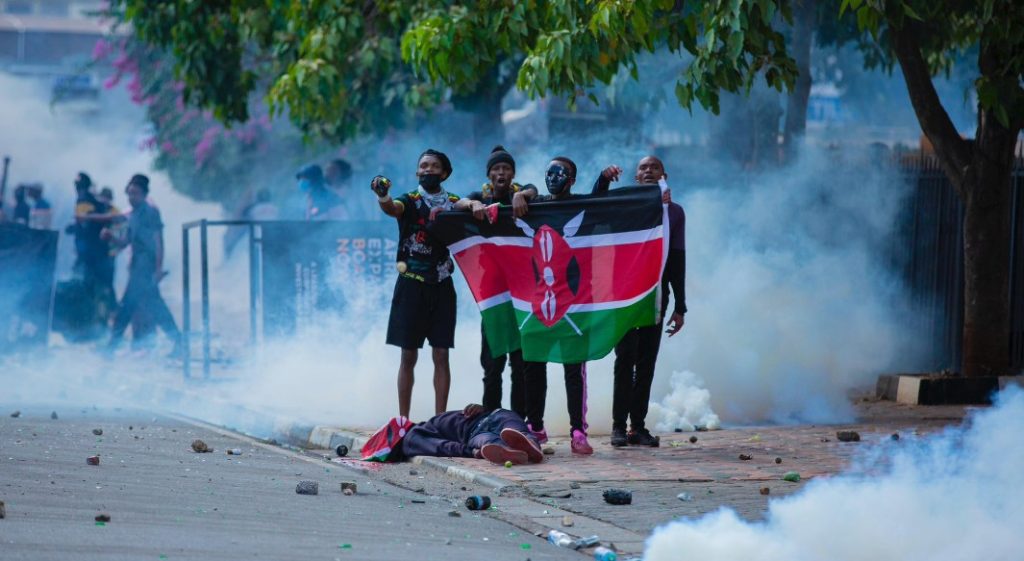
[512, 210, 587, 337]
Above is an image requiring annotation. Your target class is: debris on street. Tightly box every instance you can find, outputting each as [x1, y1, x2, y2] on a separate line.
[738, 454, 752, 461]
[891, 432, 900, 441]
[760, 487, 771, 495]
[9, 411, 19, 418]
[689, 436, 698, 443]
[191, 440, 211, 453]
[335, 444, 349, 457]
[86, 455, 100, 466]
[226, 448, 242, 455]
[836, 430, 861, 442]
[562, 515, 574, 527]
[408, 468, 418, 476]
[50, 411, 58, 420]
[677, 492, 693, 502]
[448, 510, 461, 517]
[775, 457, 782, 464]
[782, 471, 801, 482]
[92, 428, 103, 436]
[295, 481, 319, 495]
[0, 499, 5, 519]
[569, 482, 581, 489]
[340, 482, 357, 495]
[602, 489, 632, 505]
[542, 447, 555, 455]
[465, 495, 491, 510]
[95, 513, 111, 522]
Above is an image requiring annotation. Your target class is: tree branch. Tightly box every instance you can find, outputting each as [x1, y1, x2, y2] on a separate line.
[889, 20, 972, 192]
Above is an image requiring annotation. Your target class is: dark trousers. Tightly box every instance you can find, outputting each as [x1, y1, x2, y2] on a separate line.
[111, 270, 180, 344]
[523, 361, 588, 434]
[400, 409, 532, 459]
[612, 324, 663, 431]
[480, 324, 526, 416]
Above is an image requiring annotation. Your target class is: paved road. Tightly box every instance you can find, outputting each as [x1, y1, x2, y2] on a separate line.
[0, 406, 582, 561]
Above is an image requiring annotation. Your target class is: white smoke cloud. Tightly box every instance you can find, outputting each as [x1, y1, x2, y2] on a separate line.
[648, 370, 721, 431]
[644, 386, 1024, 561]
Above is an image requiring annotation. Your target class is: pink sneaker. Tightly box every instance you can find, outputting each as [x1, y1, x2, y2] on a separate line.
[527, 423, 549, 445]
[571, 429, 593, 455]
[480, 443, 528, 465]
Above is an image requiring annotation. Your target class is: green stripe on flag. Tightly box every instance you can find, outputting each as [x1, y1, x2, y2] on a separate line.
[480, 291, 660, 363]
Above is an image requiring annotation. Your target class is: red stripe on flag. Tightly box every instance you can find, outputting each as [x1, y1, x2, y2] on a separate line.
[453, 239, 663, 306]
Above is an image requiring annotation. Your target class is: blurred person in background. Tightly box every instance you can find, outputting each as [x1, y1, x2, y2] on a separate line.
[297, 163, 346, 220]
[103, 174, 182, 357]
[26, 183, 52, 230]
[12, 184, 30, 225]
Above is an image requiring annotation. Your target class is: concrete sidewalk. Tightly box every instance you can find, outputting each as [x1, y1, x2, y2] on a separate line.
[296, 397, 976, 555]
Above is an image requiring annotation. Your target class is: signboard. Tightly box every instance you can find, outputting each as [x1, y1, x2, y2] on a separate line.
[260, 220, 396, 336]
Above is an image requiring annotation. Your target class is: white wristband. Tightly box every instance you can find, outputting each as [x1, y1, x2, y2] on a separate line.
[378, 195, 391, 203]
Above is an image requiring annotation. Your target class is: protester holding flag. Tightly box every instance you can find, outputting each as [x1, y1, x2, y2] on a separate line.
[370, 149, 486, 418]
[466, 146, 538, 418]
[519, 156, 595, 454]
[595, 156, 687, 447]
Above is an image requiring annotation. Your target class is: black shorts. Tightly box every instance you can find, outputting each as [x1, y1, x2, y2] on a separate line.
[386, 275, 457, 349]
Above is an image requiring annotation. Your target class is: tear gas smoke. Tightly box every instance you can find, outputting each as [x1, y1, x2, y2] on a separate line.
[645, 385, 1024, 561]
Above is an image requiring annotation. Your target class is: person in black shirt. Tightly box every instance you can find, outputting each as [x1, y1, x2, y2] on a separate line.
[465, 146, 538, 417]
[371, 149, 486, 418]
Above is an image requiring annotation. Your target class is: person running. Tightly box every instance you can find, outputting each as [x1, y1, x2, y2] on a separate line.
[465, 145, 538, 417]
[594, 156, 687, 447]
[519, 156, 594, 455]
[361, 403, 544, 465]
[104, 174, 182, 356]
[370, 149, 486, 418]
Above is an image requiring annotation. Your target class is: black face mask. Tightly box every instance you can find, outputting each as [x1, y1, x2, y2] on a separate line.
[545, 164, 571, 195]
[419, 173, 443, 192]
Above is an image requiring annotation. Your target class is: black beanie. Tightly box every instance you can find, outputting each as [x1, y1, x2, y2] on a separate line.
[486, 145, 515, 174]
[420, 148, 453, 178]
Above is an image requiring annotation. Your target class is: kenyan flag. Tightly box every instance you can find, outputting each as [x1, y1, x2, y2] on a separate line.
[432, 186, 667, 363]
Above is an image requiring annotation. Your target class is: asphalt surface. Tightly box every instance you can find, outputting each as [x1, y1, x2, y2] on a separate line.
[0, 406, 584, 561]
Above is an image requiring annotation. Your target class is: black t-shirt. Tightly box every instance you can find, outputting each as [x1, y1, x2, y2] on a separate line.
[466, 182, 532, 205]
[394, 190, 460, 283]
[128, 203, 164, 274]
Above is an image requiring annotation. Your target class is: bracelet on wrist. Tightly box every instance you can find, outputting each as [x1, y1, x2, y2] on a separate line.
[377, 194, 391, 203]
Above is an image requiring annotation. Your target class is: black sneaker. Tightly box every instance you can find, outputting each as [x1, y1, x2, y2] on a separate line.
[628, 428, 660, 447]
[611, 428, 628, 447]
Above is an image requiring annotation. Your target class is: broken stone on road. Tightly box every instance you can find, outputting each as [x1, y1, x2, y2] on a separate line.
[295, 481, 319, 495]
[191, 439, 212, 453]
[836, 430, 861, 442]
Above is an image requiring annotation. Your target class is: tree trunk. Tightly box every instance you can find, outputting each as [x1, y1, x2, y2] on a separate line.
[782, 0, 814, 163]
[960, 115, 1016, 376]
[890, 22, 1019, 376]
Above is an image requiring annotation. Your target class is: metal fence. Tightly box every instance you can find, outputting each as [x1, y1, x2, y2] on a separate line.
[895, 155, 1024, 373]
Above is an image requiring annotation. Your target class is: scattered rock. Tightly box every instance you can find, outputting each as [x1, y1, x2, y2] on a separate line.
[561, 515, 574, 527]
[226, 448, 242, 455]
[448, 510, 461, 517]
[295, 481, 319, 495]
[86, 455, 100, 466]
[340, 482, 357, 495]
[9, 411, 20, 418]
[542, 446, 555, 455]
[190, 440, 211, 453]
[411, 499, 426, 504]
[759, 487, 771, 496]
[569, 482, 581, 489]
[50, 411, 58, 420]
[836, 431, 861, 442]
[335, 444, 349, 457]
[673, 428, 682, 433]
[444, 538, 452, 545]
[689, 436, 698, 444]
[676, 492, 693, 502]
[409, 469, 418, 476]
[820, 437, 831, 442]
[738, 454, 753, 461]
[891, 432, 900, 441]
[602, 488, 632, 505]
[413, 487, 425, 493]
[782, 471, 801, 482]
[92, 429, 103, 436]
[775, 457, 782, 464]
[695, 425, 708, 432]
[0, 500, 5, 519]
[95, 513, 111, 522]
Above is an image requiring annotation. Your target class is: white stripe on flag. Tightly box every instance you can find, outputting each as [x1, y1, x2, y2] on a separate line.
[450, 225, 664, 254]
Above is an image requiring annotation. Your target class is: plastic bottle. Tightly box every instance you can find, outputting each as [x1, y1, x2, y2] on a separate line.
[594, 546, 618, 561]
[546, 530, 574, 548]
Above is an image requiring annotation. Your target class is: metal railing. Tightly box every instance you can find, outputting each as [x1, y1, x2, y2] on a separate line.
[180, 219, 262, 380]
